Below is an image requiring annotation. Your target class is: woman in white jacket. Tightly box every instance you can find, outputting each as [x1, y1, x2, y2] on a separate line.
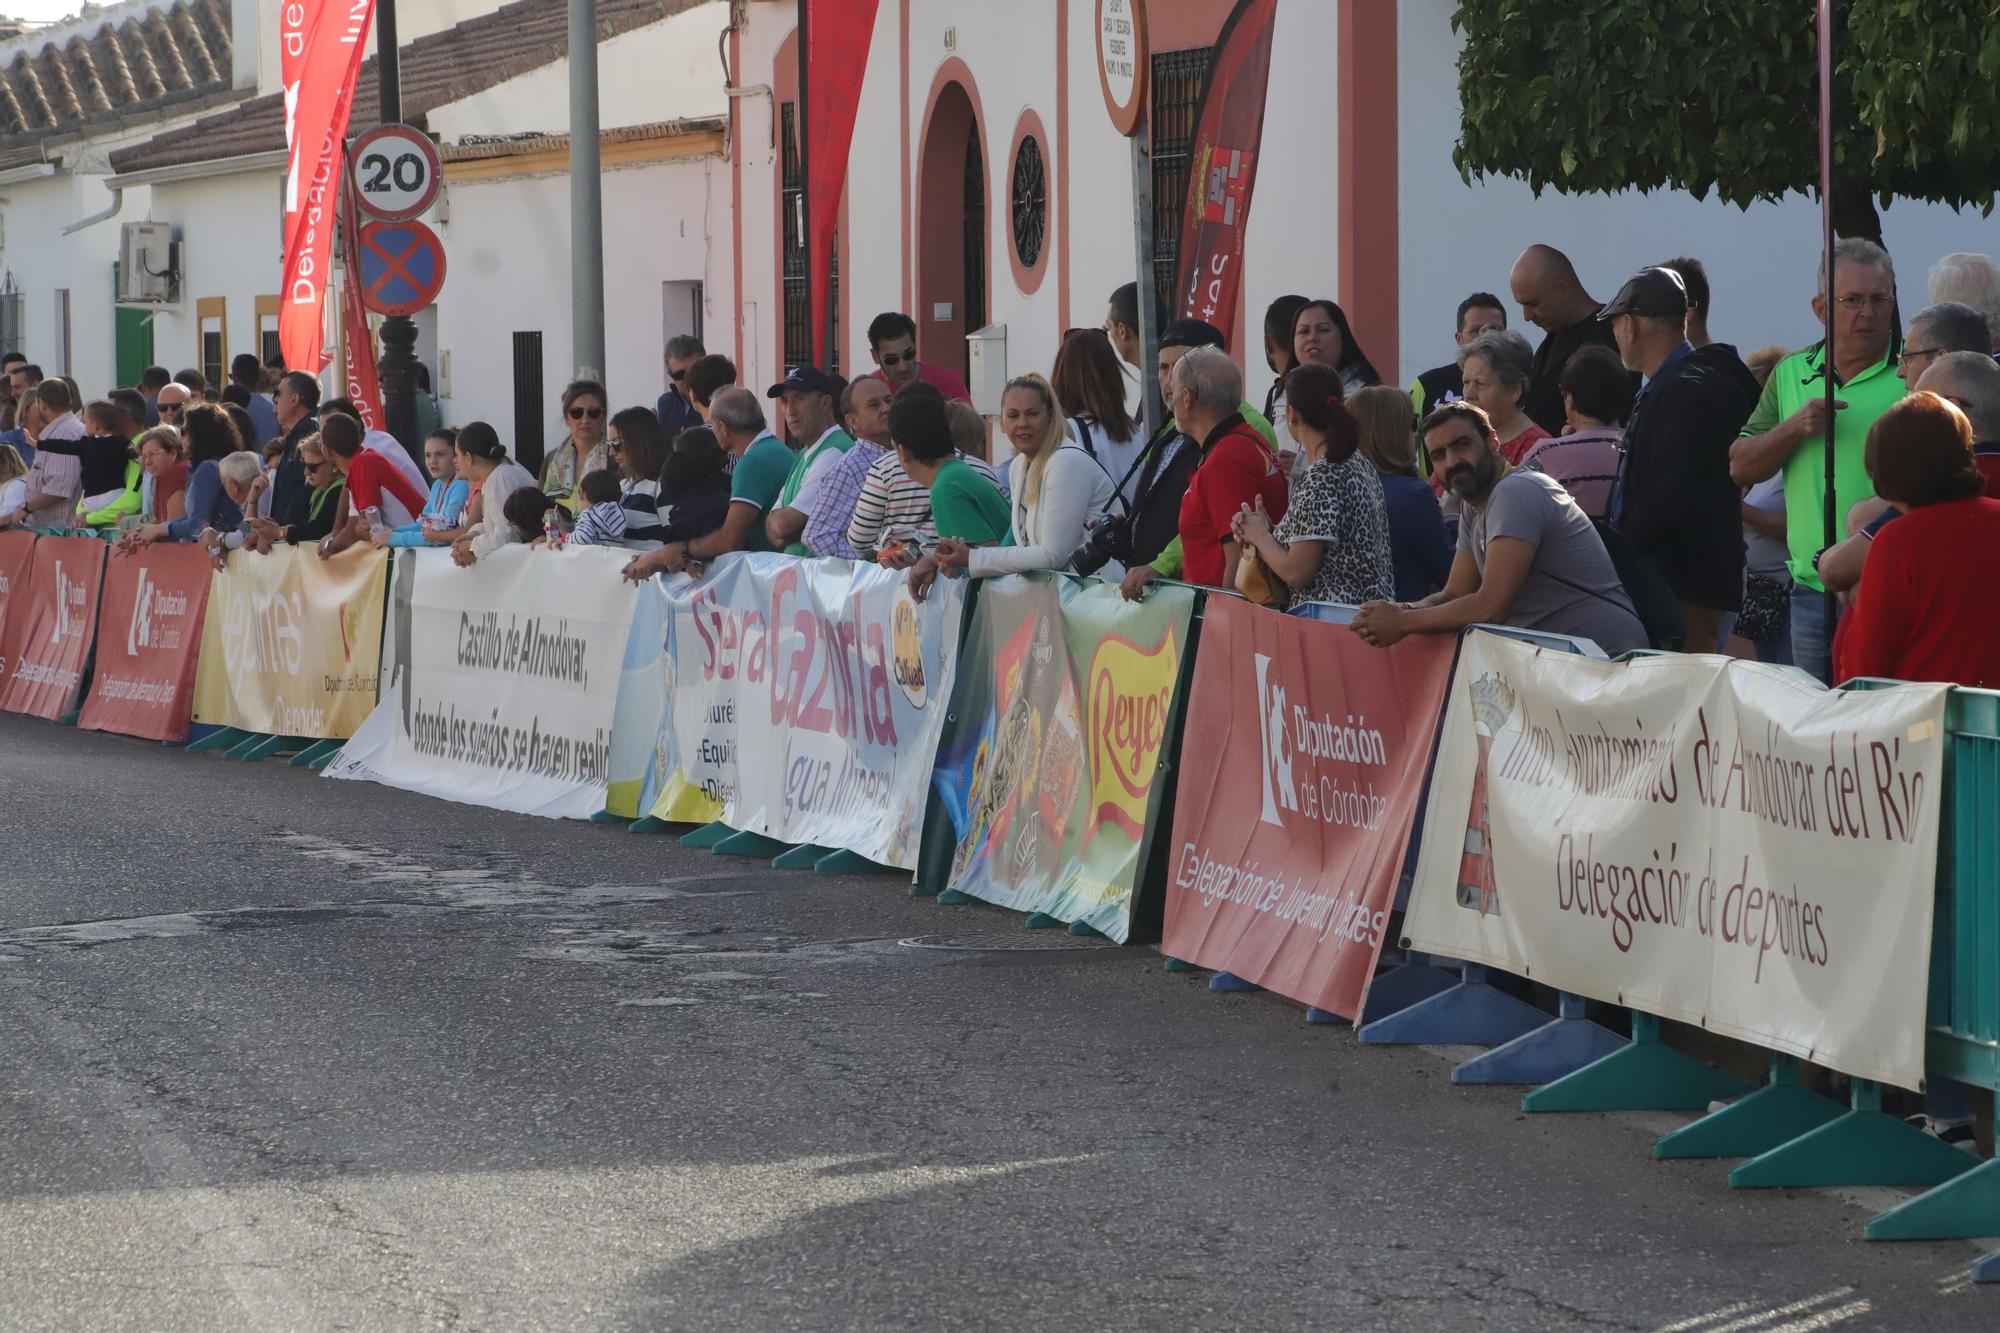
[916, 374, 1116, 595]
[450, 422, 538, 566]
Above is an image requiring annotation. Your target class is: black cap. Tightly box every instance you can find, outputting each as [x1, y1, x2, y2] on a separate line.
[767, 365, 843, 398]
[1600, 267, 1688, 320]
[1158, 318, 1227, 351]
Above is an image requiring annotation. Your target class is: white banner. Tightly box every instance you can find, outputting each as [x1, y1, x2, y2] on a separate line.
[327, 545, 641, 819]
[644, 553, 965, 870]
[1403, 631, 1949, 1090]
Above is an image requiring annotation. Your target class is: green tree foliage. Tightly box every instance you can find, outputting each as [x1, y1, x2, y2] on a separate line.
[1452, 1, 2000, 238]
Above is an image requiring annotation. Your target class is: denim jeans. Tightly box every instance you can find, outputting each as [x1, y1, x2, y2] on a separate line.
[1790, 584, 1841, 685]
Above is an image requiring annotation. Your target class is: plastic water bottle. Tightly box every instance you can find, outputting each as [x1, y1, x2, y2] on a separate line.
[364, 505, 385, 539]
[544, 507, 567, 550]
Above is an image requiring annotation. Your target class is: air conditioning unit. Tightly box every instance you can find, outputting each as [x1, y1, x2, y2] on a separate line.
[118, 222, 179, 304]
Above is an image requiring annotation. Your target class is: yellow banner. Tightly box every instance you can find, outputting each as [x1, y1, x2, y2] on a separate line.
[192, 544, 387, 739]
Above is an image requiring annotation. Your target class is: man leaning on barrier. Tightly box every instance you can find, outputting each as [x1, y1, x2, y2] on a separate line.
[1352, 402, 1648, 655]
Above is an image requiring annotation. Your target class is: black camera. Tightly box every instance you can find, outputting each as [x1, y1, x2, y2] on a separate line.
[1070, 512, 1134, 577]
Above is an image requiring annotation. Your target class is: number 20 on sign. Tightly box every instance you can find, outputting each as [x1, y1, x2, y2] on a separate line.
[348, 124, 442, 223]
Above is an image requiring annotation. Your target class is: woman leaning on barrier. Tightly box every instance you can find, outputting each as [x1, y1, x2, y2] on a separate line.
[451, 422, 538, 568]
[1834, 391, 2000, 689]
[125, 404, 246, 549]
[1231, 363, 1395, 610]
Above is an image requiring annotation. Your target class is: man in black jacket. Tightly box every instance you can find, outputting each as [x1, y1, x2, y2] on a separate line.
[1604, 267, 1760, 652]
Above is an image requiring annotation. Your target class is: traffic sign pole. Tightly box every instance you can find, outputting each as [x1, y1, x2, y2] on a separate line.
[374, 0, 421, 463]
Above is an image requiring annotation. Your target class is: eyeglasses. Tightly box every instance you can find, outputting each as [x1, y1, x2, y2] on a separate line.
[1833, 294, 1894, 311]
[608, 437, 625, 451]
[877, 351, 916, 368]
[567, 406, 605, 420]
[668, 368, 688, 383]
[303, 459, 331, 473]
[1898, 346, 1943, 367]
[159, 403, 183, 416]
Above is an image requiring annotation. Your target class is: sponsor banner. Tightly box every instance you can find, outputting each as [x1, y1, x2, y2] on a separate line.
[280, 0, 375, 373]
[924, 574, 1196, 942]
[1162, 598, 1454, 1018]
[79, 544, 214, 742]
[607, 584, 666, 819]
[1404, 630, 1948, 1090]
[0, 534, 106, 720]
[0, 528, 33, 650]
[642, 553, 964, 868]
[1172, 0, 1277, 332]
[192, 544, 387, 739]
[327, 545, 639, 819]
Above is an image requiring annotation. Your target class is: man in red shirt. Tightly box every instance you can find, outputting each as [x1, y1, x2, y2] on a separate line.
[867, 311, 971, 403]
[1166, 346, 1287, 588]
[317, 413, 428, 557]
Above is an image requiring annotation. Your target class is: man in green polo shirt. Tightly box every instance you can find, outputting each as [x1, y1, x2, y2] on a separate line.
[1730, 238, 1904, 683]
[764, 365, 853, 556]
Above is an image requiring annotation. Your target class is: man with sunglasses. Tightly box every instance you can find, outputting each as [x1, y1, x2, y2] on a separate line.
[268, 371, 322, 529]
[867, 311, 969, 403]
[656, 335, 706, 439]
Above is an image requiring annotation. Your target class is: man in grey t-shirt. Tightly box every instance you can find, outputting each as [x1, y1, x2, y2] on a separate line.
[1352, 402, 1647, 655]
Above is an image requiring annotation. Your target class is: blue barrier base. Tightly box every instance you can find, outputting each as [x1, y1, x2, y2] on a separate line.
[771, 844, 834, 869]
[1210, 972, 1261, 992]
[1452, 994, 1626, 1086]
[629, 816, 673, 834]
[1304, 1008, 1345, 1026]
[308, 747, 341, 772]
[713, 830, 790, 858]
[1652, 1054, 1845, 1160]
[1067, 920, 1104, 939]
[288, 739, 342, 767]
[1357, 964, 1546, 1047]
[680, 821, 732, 849]
[936, 888, 974, 905]
[1162, 956, 1200, 973]
[1731, 1081, 1981, 1189]
[1865, 1157, 2000, 1241]
[1358, 955, 1460, 1026]
[1024, 912, 1062, 930]
[1974, 1248, 2000, 1282]
[589, 810, 621, 824]
[812, 849, 886, 873]
[185, 727, 248, 755]
[1523, 1013, 1749, 1112]
[908, 882, 943, 898]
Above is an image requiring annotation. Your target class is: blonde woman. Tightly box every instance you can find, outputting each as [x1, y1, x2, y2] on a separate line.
[913, 373, 1117, 596]
[0, 442, 27, 522]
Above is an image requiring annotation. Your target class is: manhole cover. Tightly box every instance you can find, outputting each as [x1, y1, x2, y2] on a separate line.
[898, 933, 1121, 953]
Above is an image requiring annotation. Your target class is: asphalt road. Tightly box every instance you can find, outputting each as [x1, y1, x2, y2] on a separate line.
[1, 713, 1994, 1331]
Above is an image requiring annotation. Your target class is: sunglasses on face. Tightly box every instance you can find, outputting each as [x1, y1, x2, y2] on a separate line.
[159, 403, 183, 415]
[878, 351, 916, 367]
[608, 437, 625, 451]
[568, 406, 604, 420]
[304, 459, 331, 473]
[668, 368, 688, 383]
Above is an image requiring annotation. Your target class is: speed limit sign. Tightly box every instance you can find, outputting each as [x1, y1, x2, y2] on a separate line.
[349, 124, 442, 222]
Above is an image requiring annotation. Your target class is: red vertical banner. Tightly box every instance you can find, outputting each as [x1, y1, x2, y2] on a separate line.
[0, 529, 33, 652]
[281, 0, 376, 374]
[1161, 599, 1455, 1020]
[803, 0, 881, 366]
[0, 535, 107, 721]
[1173, 0, 1277, 335]
[339, 164, 385, 430]
[78, 545, 215, 743]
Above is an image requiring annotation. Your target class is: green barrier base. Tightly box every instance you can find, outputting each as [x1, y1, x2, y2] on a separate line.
[1523, 1013, 1751, 1113]
[1731, 1080, 1982, 1190]
[771, 844, 834, 869]
[629, 816, 674, 834]
[680, 821, 732, 848]
[288, 739, 343, 768]
[908, 882, 943, 898]
[1162, 956, 1201, 973]
[57, 710, 79, 727]
[712, 829, 790, 858]
[308, 747, 342, 772]
[1653, 1054, 1846, 1160]
[936, 889, 974, 905]
[1865, 1157, 2000, 1241]
[1067, 920, 1105, 939]
[185, 727, 250, 755]
[229, 733, 313, 762]
[1024, 912, 1063, 930]
[588, 810, 622, 825]
[812, 849, 885, 873]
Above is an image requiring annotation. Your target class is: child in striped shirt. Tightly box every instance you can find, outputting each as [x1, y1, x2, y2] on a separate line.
[567, 469, 628, 547]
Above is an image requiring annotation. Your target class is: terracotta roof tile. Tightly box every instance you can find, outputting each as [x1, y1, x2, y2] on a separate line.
[0, 0, 231, 149]
[110, 0, 693, 177]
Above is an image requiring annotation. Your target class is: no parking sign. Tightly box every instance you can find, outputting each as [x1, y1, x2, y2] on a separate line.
[356, 221, 447, 317]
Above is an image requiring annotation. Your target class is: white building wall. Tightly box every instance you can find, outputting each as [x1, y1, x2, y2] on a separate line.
[733, 7, 788, 395]
[142, 171, 285, 376]
[1395, 0, 2000, 387]
[0, 170, 150, 395]
[1063, 0, 1138, 337]
[426, 2, 730, 141]
[433, 151, 727, 429]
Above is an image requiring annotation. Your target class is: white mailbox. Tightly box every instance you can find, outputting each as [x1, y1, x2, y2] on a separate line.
[966, 323, 1008, 415]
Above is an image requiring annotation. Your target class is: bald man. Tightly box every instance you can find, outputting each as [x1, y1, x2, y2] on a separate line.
[1510, 244, 1633, 435]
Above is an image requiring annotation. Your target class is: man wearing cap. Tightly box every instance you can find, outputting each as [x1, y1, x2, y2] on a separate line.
[764, 366, 854, 556]
[1605, 266, 1759, 651]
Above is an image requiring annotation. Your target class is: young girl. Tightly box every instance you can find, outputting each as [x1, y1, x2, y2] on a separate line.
[377, 428, 470, 547]
[502, 485, 557, 546]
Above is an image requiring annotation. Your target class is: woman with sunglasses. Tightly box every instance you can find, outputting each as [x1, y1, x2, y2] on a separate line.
[607, 407, 671, 548]
[541, 380, 609, 515]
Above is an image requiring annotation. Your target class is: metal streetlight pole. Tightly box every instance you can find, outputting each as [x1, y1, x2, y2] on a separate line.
[571, 0, 606, 385]
[374, 0, 421, 460]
